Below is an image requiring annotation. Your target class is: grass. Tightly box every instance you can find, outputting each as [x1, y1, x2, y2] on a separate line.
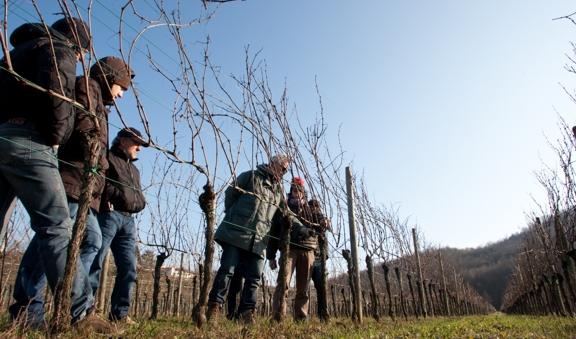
[1, 313, 575, 338]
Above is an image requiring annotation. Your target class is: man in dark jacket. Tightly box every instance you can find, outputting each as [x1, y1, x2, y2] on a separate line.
[10, 57, 134, 327]
[207, 154, 291, 323]
[89, 127, 147, 323]
[61, 56, 134, 273]
[0, 17, 100, 329]
[268, 177, 321, 321]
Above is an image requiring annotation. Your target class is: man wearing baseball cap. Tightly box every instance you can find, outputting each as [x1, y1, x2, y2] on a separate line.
[89, 127, 147, 325]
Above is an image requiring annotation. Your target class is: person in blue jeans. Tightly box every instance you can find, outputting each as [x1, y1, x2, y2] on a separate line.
[0, 17, 105, 330]
[89, 127, 147, 323]
[207, 155, 291, 324]
[9, 56, 134, 328]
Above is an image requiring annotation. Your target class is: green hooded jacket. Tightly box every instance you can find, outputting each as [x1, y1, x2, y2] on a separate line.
[214, 164, 284, 258]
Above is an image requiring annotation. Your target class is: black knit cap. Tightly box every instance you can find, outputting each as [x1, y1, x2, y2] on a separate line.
[51, 17, 91, 51]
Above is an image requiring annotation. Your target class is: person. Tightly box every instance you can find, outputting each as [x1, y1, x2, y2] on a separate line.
[308, 199, 331, 321]
[0, 17, 108, 330]
[89, 127, 147, 324]
[207, 154, 291, 324]
[9, 56, 135, 327]
[267, 177, 320, 321]
[62, 56, 135, 274]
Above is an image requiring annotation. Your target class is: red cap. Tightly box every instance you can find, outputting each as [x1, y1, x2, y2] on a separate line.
[291, 177, 305, 187]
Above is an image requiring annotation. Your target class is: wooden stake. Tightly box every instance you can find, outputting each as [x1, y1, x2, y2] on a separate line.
[345, 166, 363, 324]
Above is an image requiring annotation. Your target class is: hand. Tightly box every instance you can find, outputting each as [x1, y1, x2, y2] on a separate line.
[269, 258, 277, 270]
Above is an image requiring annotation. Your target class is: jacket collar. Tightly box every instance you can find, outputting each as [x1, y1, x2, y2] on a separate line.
[256, 164, 278, 186]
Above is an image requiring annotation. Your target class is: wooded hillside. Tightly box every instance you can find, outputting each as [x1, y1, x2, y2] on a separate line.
[440, 231, 525, 309]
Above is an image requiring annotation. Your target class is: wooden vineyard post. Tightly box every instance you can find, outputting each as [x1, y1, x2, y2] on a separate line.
[345, 166, 363, 324]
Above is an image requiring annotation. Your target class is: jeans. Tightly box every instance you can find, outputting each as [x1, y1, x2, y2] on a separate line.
[89, 211, 137, 320]
[0, 123, 92, 326]
[208, 243, 264, 314]
[226, 268, 244, 319]
[10, 201, 100, 326]
[311, 258, 328, 319]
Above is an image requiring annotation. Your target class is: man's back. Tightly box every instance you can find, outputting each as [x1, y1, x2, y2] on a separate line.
[1, 22, 80, 146]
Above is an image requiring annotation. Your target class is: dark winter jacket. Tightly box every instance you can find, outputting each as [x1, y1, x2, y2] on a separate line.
[58, 77, 109, 211]
[0, 23, 77, 145]
[266, 193, 320, 259]
[214, 164, 285, 258]
[310, 209, 330, 261]
[100, 144, 146, 214]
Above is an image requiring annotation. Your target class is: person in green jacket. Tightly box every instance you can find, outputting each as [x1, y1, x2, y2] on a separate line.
[207, 154, 291, 323]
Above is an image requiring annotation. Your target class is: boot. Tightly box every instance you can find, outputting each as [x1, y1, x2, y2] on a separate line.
[239, 310, 255, 325]
[206, 302, 221, 322]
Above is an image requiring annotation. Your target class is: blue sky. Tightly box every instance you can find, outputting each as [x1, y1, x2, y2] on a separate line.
[5, 0, 576, 250]
[200, 0, 576, 248]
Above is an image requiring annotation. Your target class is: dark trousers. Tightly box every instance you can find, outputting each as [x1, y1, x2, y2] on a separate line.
[311, 258, 329, 319]
[89, 211, 137, 320]
[208, 243, 264, 314]
[226, 269, 244, 319]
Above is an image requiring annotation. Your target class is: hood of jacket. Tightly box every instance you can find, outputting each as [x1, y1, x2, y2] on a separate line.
[10, 18, 91, 51]
[10, 23, 55, 47]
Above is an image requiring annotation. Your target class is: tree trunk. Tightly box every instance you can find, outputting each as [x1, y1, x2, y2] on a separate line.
[52, 134, 100, 332]
[365, 256, 379, 320]
[193, 183, 216, 326]
[192, 275, 197, 306]
[318, 233, 329, 322]
[424, 281, 435, 317]
[330, 285, 337, 317]
[150, 252, 168, 319]
[407, 273, 419, 319]
[343, 249, 357, 319]
[394, 267, 408, 320]
[381, 263, 395, 321]
[272, 215, 293, 322]
[134, 279, 140, 317]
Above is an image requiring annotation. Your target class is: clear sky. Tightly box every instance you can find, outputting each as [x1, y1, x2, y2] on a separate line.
[5, 0, 576, 250]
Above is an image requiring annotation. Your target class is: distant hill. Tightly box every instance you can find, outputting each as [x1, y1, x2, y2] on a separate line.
[439, 231, 526, 309]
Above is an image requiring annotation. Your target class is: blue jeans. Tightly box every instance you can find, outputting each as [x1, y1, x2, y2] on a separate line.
[0, 123, 93, 326]
[90, 211, 137, 320]
[10, 201, 100, 326]
[208, 243, 264, 314]
[226, 267, 244, 319]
